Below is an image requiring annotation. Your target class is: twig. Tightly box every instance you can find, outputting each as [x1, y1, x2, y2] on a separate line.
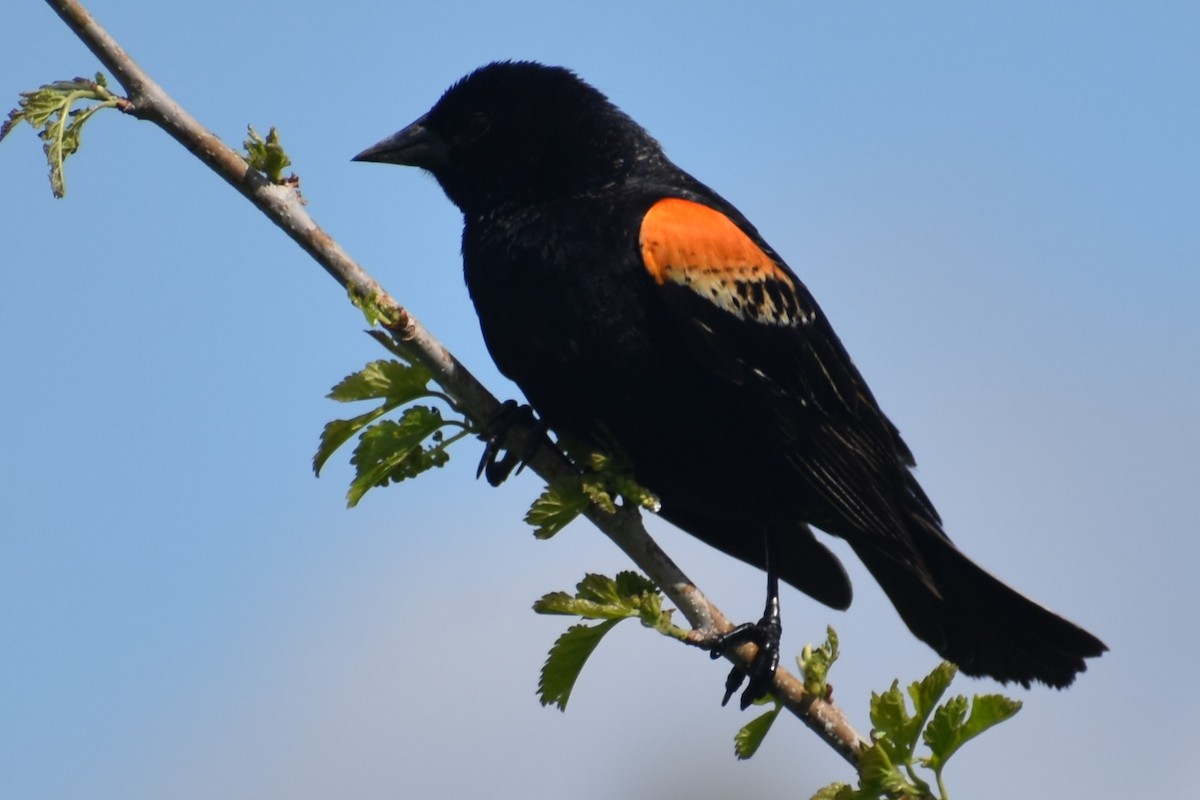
[42, 0, 869, 766]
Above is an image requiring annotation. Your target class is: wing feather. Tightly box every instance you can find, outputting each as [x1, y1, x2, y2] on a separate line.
[638, 197, 943, 568]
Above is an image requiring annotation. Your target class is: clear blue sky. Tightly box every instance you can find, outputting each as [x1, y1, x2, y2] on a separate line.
[3, 2, 1197, 798]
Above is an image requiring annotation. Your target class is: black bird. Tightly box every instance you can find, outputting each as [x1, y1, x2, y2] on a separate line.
[355, 61, 1106, 706]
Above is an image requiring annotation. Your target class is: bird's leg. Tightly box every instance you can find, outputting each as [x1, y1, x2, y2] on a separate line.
[475, 400, 547, 487]
[710, 542, 781, 709]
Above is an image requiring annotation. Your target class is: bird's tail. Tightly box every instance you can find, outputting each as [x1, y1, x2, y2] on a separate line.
[850, 518, 1107, 688]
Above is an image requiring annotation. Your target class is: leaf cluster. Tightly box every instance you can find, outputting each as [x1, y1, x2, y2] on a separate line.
[533, 572, 685, 710]
[243, 125, 293, 184]
[2, 73, 121, 197]
[314, 344, 475, 506]
[524, 450, 660, 539]
[799, 625, 840, 698]
[813, 662, 1021, 800]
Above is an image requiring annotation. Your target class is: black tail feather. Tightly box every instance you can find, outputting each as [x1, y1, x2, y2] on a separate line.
[852, 519, 1107, 688]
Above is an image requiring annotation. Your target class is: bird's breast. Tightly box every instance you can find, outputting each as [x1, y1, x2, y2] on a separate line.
[462, 201, 720, 438]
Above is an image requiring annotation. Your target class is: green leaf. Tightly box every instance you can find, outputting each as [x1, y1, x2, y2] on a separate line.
[611, 571, 659, 603]
[959, 693, 1022, 743]
[583, 572, 666, 628]
[579, 475, 617, 513]
[243, 125, 292, 183]
[534, 572, 660, 622]
[908, 661, 957, 721]
[865, 661, 956, 773]
[854, 742, 899, 796]
[312, 405, 392, 476]
[534, 570, 681, 646]
[523, 445, 662, 540]
[922, 692, 1022, 773]
[525, 478, 591, 539]
[594, 455, 660, 513]
[819, 741, 930, 800]
[326, 359, 433, 403]
[869, 680, 916, 767]
[346, 406, 449, 505]
[922, 695, 969, 772]
[531, 591, 579, 616]
[734, 705, 782, 760]
[534, 572, 683, 711]
[3, 74, 122, 197]
[809, 783, 855, 800]
[798, 626, 839, 697]
[868, 663, 953, 771]
[537, 619, 621, 710]
[531, 590, 636, 621]
[857, 742, 930, 799]
[350, 294, 406, 331]
[577, 572, 633, 605]
[577, 449, 660, 513]
[868, 681, 907, 738]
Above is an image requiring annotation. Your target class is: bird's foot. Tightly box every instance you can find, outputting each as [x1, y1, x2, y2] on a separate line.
[476, 400, 546, 486]
[709, 604, 781, 709]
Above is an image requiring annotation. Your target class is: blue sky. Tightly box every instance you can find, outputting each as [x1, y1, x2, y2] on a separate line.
[2, 2, 1197, 798]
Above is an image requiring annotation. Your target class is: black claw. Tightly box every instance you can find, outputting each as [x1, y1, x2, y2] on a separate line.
[710, 614, 782, 708]
[739, 623, 780, 709]
[479, 443, 522, 486]
[711, 559, 782, 708]
[476, 400, 547, 487]
[721, 666, 747, 707]
[475, 430, 506, 480]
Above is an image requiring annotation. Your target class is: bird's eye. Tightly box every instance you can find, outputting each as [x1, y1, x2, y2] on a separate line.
[466, 112, 491, 140]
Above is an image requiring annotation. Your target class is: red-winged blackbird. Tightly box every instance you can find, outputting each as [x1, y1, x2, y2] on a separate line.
[355, 61, 1106, 705]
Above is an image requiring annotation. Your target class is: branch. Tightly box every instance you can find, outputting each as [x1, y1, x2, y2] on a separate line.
[41, 0, 868, 765]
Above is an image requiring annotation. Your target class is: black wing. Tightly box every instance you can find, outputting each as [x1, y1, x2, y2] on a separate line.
[637, 196, 944, 577]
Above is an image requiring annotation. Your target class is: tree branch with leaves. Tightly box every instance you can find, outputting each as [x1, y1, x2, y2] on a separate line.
[3, 1, 1027, 796]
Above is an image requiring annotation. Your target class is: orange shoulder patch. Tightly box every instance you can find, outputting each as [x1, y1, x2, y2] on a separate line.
[639, 197, 808, 326]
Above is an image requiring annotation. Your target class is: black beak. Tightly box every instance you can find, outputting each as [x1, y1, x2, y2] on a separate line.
[353, 116, 448, 169]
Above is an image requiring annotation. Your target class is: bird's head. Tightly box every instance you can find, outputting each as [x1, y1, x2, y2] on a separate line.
[354, 61, 663, 215]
